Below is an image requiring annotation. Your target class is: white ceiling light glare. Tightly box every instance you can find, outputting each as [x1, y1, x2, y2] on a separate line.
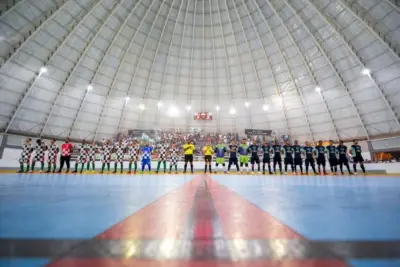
[186, 105, 192, 111]
[157, 101, 163, 108]
[125, 96, 130, 101]
[169, 105, 180, 117]
[216, 105, 220, 112]
[315, 86, 321, 93]
[229, 107, 236, 115]
[362, 68, 371, 76]
[138, 103, 145, 110]
[262, 104, 269, 111]
[87, 85, 93, 91]
[39, 67, 48, 74]
[245, 102, 250, 108]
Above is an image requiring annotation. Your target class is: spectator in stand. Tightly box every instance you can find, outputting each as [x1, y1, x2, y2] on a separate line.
[57, 137, 73, 173]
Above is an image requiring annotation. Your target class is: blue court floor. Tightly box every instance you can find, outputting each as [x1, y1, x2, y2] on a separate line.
[0, 173, 399, 267]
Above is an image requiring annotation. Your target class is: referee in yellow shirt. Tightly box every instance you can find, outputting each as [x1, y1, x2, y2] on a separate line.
[183, 139, 195, 174]
[203, 141, 214, 174]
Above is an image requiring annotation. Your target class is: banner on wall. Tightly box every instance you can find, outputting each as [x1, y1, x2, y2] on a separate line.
[244, 129, 272, 136]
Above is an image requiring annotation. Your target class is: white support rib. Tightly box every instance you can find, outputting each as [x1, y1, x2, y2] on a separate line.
[284, 0, 370, 139]
[233, 0, 271, 131]
[306, 0, 400, 129]
[165, 0, 192, 130]
[222, 0, 253, 129]
[180, 0, 197, 131]
[339, 0, 400, 61]
[68, 0, 142, 138]
[243, 0, 290, 135]
[267, 0, 340, 141]
[153, 0, 185, 128]
[215, 0, 235, 132]
[383, 0, 400, 13]
[3, 0, 103, 134]
[93, 0, 157, 139]
[255, 0, 315, 141]
[39, 0, 124, 137]
[0, 0, 26, 19]
[0, 0, 79, 70]
[120, 0, 168, 130]
[122, 0, 176, 131]
[209, 0, 220, 132]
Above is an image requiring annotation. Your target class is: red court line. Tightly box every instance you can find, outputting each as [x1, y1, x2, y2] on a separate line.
[205, 177, 302, 239]
[47, 259, 348, 267]
[97, 176, 202, 239]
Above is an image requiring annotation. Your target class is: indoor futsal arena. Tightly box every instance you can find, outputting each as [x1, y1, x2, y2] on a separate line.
[0, 0, 400, 266]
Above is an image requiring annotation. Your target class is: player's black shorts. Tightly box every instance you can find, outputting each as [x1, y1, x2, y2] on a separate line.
[329, 158, 338, 166]
[305, 158, 314, 165]
[273, 156, 281, 162]
[317, 157, 326, 165]
[251, 156, 260, 164]
[184, 154, 193, 163]
[229, 157, 238, 164]
[263, 156, 270, 163]
[204, 155, 212, 162]
[284, 157, 293, 165]
[294, 158, 302, 165]
[353, 156, 364, 163]
[339, 156, 348, 164]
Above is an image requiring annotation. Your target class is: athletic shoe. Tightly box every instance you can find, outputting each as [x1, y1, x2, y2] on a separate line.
[314, 172, 318, 175]
[354, 172, 358, 175]
[293, 172, 296, 175]
[324, 172, 328, 175]
[80, 170, 83, 174]
[238, 171, 241, 174]
[17, 170, 23, 173]
[251, 172, 254, 175]
[112, 171, 117, 174]
[29, 170, 33, 173]
[72, 170, 77, 174]
[92, 170, 95, 173]
[45, 170, 51, 173]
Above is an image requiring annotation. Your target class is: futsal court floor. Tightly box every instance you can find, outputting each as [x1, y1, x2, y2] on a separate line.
[0, 172, 399, 267]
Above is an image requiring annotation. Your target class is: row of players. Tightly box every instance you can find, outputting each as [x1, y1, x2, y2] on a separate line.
[18, 137, 366, 175]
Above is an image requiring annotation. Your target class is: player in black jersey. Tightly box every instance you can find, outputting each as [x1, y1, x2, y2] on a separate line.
[227, 140, 240, 173]
[315, 140, 328, 175]
[326, 140, 339, 175]
[282, 141, 294, 174]
[350, 139, 366, 175]
[272, 140, 283, 175]
[303, 141, 318, 175]
[249, 140, 261, 174]
[337, 140, 352, 175]
[292, 140, 303, 175]
[261, 141, 273, 175]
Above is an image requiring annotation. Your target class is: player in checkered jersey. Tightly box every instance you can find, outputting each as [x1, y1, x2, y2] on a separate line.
[100, 139, 114, 174]
[127, 139, 140, 174]
[45, 138, 59, 173]
[113, 139, 126, 174]
[18, 138, 33, 173]
[86, 139, 98, 173]
[73, 140, 88, 174]
[156, 139, 168, 174]
[168, 142, 179, 174]
[30, 139, 47, 173]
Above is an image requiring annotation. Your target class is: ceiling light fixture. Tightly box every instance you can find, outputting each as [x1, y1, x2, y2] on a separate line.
[262, 104, 268, 111]
[157, 101, 163, 107]
[87, 85, 93, 91]
[362, 68, 371, 76]
[39, 67, 48, 74]
[138, 104, 145, 110]
[315, 86, 321, 93]
[216, 105, 220, 111]
[229, 108, 236, 115]
[186, 105, 191, 111]
[245, 102, 250, 107]
[169, 105, 180, 117]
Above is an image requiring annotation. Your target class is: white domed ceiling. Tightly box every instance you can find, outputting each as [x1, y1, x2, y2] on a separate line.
[0, 0, 399, 141]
